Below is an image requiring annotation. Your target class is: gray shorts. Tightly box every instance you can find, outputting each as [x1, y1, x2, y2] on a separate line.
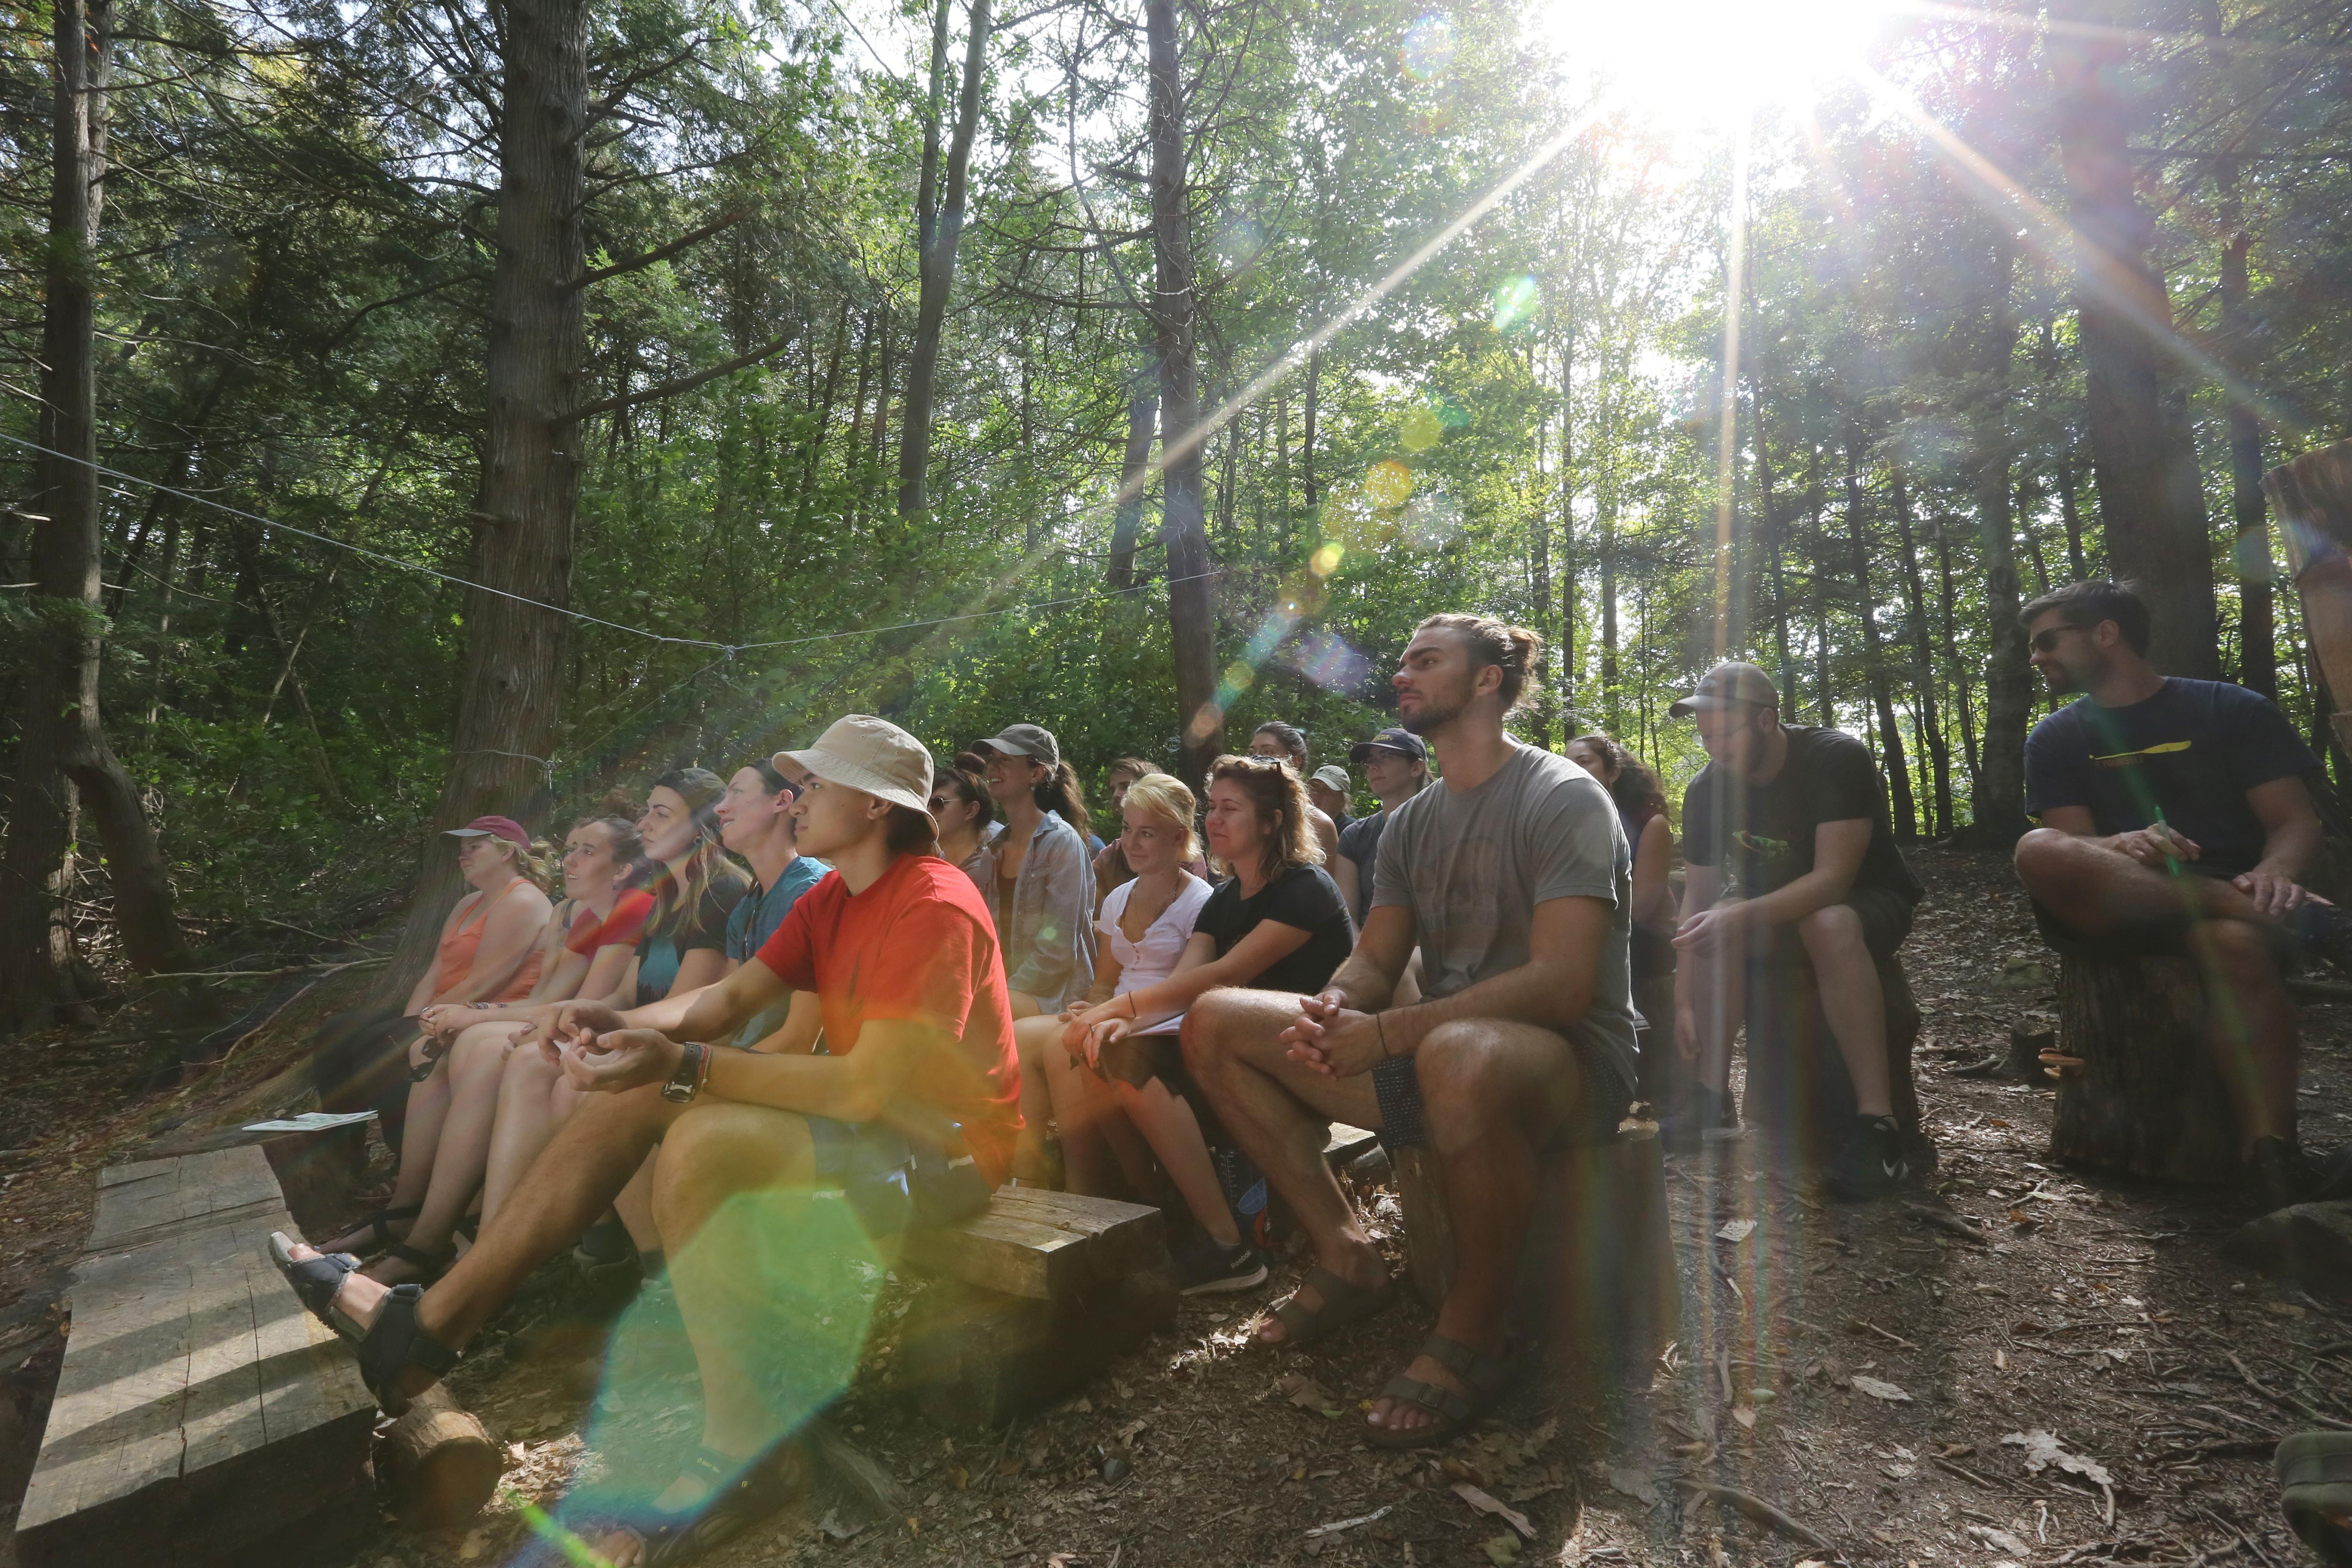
[803, 1115, 992, 1236]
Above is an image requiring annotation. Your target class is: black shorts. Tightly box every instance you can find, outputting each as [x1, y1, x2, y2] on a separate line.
[1840, 885, 1915, 960]
[1371, 1032, 1634, 1153]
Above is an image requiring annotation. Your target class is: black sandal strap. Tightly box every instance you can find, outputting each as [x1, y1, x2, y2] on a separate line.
[1418, 1333, 1510, 1395]
[357, 1282, 460, 1414]
[268, 1234, 364, 1337]
[1380, 1371, 1474, 1425]
[384, 1241, 452, 1272]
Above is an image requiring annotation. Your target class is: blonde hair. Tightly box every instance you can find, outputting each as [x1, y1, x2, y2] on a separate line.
[1206, 754, 1322, 882]
[1120, 772, 1200, 864]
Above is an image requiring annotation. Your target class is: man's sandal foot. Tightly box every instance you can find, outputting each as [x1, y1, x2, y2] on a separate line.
[1255, 1266, 1393, 1349]
[1365, 1333, 1510, 1450]
[355, 1281, 461, 1416]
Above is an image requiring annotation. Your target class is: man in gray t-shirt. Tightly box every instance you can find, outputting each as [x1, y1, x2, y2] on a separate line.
[1187, 612, 1637, 1453]
[1372, 742, 1637, 1094]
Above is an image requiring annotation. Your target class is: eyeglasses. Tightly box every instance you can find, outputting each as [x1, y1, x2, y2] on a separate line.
[926, 796, 952, 812]
[2029, 625, 2083, 654]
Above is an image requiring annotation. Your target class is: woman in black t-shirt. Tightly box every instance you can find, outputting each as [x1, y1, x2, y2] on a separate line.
[1060, 753, 1353, 1292]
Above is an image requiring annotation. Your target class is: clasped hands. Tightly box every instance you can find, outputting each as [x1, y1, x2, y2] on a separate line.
[1280, 989, 1392, 1079]
[513, 999, 684, 1092]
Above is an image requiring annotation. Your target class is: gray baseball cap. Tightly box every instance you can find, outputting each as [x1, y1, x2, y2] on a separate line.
[974, 723, 1060, 768]
[1310, 764, 1352, 793]
[1668, 661, 1781, 718]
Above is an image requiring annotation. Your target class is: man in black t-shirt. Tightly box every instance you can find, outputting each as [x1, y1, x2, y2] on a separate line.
[2012, 580, 2344, 1208]
[1670, 661, 1924, 1199]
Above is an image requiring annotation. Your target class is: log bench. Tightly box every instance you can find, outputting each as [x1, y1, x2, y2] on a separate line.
[2049, 952, 2240, 1185]
[1740, 940, 1924, 1169]
[888, 1186, 1174, 1427]
[12, 1146, 379, 1568]
[1391, 1123, 1681, 1395]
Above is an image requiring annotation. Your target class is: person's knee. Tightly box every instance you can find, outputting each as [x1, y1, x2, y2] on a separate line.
[1797, 902, 1866, 957]
[655, 1104, 810, 1210]
[1415, 1021, 1520, 1132]
[1180, 988, 1248, 1070]
[2196, 917, 2282, 982]
[2013, 827, 2073, 890]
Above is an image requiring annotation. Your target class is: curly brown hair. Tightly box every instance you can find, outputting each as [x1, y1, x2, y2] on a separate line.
[1205, 753, 1321, 883]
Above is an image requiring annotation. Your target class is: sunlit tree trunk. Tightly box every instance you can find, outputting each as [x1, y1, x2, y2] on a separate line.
[896, 0, 989, 519]
[1147, 0, 1219, 780]
[2050, 0, 2218, 677]
[1964, 221, 2033, 843]
[2217, 161, 2273, 698]
[381, 0, 588, 998]
[1107, 343, 1158, 591]
[1891, 472, 1953, 838]
[1846, 442, 1915, 840]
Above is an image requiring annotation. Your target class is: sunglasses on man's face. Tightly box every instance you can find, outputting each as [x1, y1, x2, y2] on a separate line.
[2029, 625, 2083, 654]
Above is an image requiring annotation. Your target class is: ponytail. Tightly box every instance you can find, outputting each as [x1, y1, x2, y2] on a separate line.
[1036, 761, 1091, 841]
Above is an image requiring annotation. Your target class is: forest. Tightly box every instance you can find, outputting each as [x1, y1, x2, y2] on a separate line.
[3, 0, 2351, 1019]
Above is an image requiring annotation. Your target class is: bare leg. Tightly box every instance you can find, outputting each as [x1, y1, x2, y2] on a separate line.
[365, 1024, 516, 1281]
[1678, 923, 1749, 1096]
[1028, 1019, 1122, 1194]
[323, 1035, 445, 1251]
[1367, 1019, 1579, 1437]
[2017, 828, 2297, 1150]
[1795, 905, 1892, 1119]
[292, 1083, 684, 1402]
[1009, 1005, 1058, 1184]
[614, 1152, 660, 1254]
[1182, 989, 1383, 1344]
[1113, 1077, 1239, 1246]
[482, 1046, 565, 1226]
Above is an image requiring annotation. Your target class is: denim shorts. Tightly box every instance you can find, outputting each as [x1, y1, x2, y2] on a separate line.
[804, 1115, 992, 1237]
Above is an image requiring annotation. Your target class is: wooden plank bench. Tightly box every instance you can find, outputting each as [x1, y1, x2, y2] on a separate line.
[888, 1186, 1174, 1427]
[12, 1146, 378, 1568]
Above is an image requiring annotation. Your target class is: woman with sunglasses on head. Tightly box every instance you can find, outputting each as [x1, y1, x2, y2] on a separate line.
[931, 756, 999, 885]
[1059, 753, 1353, 1293]
[320, 818, 642, 1278]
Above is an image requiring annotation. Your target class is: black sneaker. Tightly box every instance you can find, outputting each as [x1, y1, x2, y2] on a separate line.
[1659, 1085, 1740, 1152]
[2252, 1134, 2322, 1211]
[1824, 1115, 1913, 1202]
[1172, 1234, 1268, 1295]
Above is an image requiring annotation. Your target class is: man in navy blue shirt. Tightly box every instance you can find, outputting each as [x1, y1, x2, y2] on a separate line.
[2013, 580, 2343, 1207]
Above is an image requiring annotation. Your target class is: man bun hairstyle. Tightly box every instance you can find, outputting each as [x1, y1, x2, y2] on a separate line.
[1207, 753, 1321, 882]
[1119, 772, 1200, 864]
[2018, 579, 2150, 655]
[1418, 613, 1543, 714]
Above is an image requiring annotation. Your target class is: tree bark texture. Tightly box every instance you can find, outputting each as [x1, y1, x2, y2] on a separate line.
[2050, 953, 2239, 1185]
[1890, 473, 1952, 837]
[1106, 348, 1157, 591]
[1147, 0, 1219, 782]
[1845, 445, 1914, 840]
[382, 0, 588, 1001]
[4, 0, 192, 1027]
[896, 0, 990, 519]
[2050, 0, 2219, 678]
[1968, 224, 2033, 844]
[2218, 166, 2273, 698]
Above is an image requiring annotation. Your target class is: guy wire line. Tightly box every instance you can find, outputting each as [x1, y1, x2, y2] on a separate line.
[0, 427, 1220, 655]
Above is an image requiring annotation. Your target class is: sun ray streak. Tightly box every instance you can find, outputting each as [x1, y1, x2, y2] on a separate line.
[1714, 115, 1750, 659]
[1842, 59, 2313, 440]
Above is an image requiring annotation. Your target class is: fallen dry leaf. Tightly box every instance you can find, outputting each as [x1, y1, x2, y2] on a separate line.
[1608, 1466, 1658, 1504]
[1454, 1482, 1534, 1539]
[1968, 1523, 2033, 1556]
[1851, 1375, 1912, 1402]
[1278, 1372, 1339, 1414]
[1716, 1218, 1756, 1242]
[1732, 1403, 1757, 1430]
[2002, 1429, 2114, 1486]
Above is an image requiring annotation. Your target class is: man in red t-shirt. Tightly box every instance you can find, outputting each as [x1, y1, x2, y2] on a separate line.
[267, 715, 1020, 1561]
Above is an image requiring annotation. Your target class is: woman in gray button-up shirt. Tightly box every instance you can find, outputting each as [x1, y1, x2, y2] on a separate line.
[970, 724, 1099, 1013]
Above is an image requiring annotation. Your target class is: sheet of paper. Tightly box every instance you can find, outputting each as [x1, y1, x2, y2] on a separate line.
[241, 1110, 378, 1133]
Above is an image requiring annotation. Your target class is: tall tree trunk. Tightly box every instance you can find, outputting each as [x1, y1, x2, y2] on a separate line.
[1808, 478, 1834, 728]
[1969, 223, 2034, 843]
[1598, 479, 1619, 732]
[4, 0, 192, 1028]
[1935, 516, 1983, 793]
[1530, 408, 1554, 748]
[1891, 472, 1953, 838]
[1147, 0, 1218, 781]
[1846, 441, 1915, 840]
[1300, 344, 1320, 510]
[1107, 345, 1158, 591]
[1754, 395, 1797, 711]
[795, 300, 850, 528]
[2218, 162, 2273, 698]
[896, 0, 990, 518]
[2058, 443, 2089, 579]
[2050, 0, 2218, 677]
[382, 0, 588, 1000]
[1557, 323, 1575, 718]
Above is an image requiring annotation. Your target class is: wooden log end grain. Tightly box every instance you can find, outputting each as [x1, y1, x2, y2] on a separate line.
[377, 1382, 501, 1529]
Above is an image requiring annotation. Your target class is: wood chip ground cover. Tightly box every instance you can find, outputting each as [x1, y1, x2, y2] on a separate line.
[0, 848, 2344, 1567]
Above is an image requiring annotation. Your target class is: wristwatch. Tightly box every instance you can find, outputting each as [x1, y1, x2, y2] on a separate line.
[660, 1041, 708, 1103]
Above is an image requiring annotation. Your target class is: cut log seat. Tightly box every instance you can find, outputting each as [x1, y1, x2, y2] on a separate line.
[889, 1187, 1174, 1426]
[12, 1146, 378, 1568]
[2049, 952, 2240, 1186]
[1740, 941, 1923, 1168]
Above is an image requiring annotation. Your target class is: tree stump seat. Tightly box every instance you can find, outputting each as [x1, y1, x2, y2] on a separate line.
[889, 1186, 1174, 1426]
[1740, 939, 1924, 1167]
[1390, 1123, 1681, 1395]
[2049, 951, 2240, 1185]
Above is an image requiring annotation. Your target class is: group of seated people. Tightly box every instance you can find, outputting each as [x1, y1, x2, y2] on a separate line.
[269, 584, 2352, 1566]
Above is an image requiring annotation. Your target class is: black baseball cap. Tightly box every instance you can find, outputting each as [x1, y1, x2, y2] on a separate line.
[1350, 726, 1429, 765]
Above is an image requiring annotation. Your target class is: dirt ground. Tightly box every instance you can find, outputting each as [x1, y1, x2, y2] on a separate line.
[3, 845, 2346, 1568]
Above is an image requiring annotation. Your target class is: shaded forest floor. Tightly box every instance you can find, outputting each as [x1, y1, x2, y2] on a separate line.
[3, 846, 2347, 1568]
